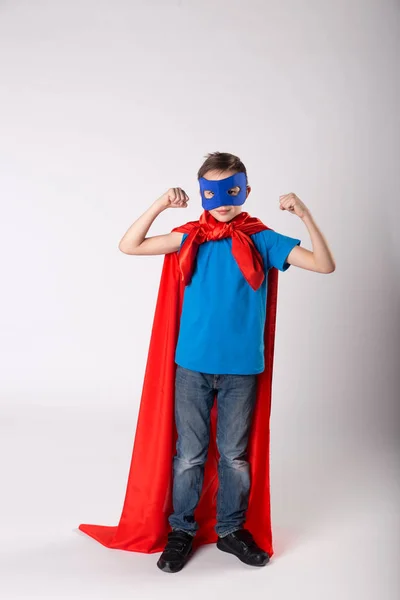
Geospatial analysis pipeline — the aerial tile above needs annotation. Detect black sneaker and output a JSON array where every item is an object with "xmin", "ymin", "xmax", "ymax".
[
  {"xmin": 217, "ymin": 528, "xmax": 270, "ymax": 566},
  {"xmin": 157, "ymin": 529, "xmax": 194, "ymax": 573}
]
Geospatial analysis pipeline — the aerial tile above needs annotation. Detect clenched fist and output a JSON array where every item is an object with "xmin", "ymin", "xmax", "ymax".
[
  {"xmin": 279, "ymin": 193, "xmax": 310, "ymax": 220},
  {"xmin": 156, "ymin": 187, "xmax": 190, "ymax": 211}
]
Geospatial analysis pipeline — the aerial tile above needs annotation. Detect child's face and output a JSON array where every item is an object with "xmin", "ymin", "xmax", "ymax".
[{"xmin": 201, "ymin": 169, "xmax": 251, "ymax": 222}]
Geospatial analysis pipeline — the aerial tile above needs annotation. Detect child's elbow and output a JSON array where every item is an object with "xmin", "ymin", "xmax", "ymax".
[
  {"xmin": 118, "ymin": 243, "xmax": 138, "ymax": 255},
  {"xmin": 322, "ymin": 263, "xmax": 336, "ymax": 274}
]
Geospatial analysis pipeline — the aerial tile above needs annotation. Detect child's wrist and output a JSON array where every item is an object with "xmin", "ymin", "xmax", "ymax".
[{"xmin": 151, "ymin": 198, "xmax": 168, "ymax": 214}]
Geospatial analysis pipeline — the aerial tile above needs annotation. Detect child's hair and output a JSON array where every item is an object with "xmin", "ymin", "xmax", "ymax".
[{"xmin": 197, "ymin": 151, "xmax": 248, "ymax": 183}]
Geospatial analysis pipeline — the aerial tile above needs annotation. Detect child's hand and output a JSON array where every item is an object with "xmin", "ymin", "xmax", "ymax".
[
  {"xmin": 279, "ymin": 193, "xmax": 310, "ymax": 219},
  {"xmin": 155, "ymin": 188, "xmax": 189, "ymax": 211}
]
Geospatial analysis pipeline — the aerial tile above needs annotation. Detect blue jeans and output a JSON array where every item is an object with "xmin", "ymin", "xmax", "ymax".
[{"xmin": 168, "ymin": 365, "xmax": 258, "ymax": 537}]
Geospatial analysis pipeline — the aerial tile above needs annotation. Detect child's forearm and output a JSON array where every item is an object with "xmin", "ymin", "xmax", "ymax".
[
  {"xmin": 301, "ymin": 212, "xmax": 336, "ymax": 272},
  {"xmin": 118, "ymin": 199, "xmax": 166, "ymax": 253}
]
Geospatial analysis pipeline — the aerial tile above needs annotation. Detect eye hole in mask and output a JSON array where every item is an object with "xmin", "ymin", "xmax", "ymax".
[{"xmin": 204, "ymin": 186, "xmax": 241, "ymax": 199}]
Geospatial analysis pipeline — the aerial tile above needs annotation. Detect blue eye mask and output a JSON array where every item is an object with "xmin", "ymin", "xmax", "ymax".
[{"xmin": 199, "ymin": 172, "xmax": 247, "ymax": 210}]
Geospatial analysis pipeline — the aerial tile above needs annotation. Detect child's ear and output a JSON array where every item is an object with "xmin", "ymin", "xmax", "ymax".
[{"xmin": 246, "ymin": 185, "xmax": 252, "ymax": 198}]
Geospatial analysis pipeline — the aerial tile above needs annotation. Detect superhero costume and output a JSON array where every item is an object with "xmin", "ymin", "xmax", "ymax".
[{"xmin": 79, "ymin": 185, "xmax": 284, "ymax": 557}]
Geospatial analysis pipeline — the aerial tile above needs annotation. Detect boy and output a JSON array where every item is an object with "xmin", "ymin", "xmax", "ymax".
[{"xmin": 117, "ymin": 152, "xmax": 335, "ymax": 572}]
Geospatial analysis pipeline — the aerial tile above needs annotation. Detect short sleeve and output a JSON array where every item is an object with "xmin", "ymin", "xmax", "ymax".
[
  {"xmin": 258, "ymin": 229, "xmax": 301, "ymax": 271},
  {"xmin": 178, "ymin": 233, "xmax": 188, "ymax": 252}
]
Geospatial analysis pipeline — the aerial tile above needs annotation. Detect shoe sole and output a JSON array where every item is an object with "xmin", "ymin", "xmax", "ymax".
[{"xmin": 216, "ymin": 541, "xmax": 270, "ymax": 567}]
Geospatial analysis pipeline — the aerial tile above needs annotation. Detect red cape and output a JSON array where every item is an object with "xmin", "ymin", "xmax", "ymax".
[{"xmin": 79, "ymin": 217, "xmax": 279, "ymax": 556}]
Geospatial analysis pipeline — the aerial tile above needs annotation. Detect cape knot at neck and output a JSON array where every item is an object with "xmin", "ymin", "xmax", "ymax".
[
  {"xmin": 204, "ymin": 221, "xmax": 233, "ymax": 242},
  {"xmin": 176, "ymin": 210, "xmax": 267, "ymax": 291}
]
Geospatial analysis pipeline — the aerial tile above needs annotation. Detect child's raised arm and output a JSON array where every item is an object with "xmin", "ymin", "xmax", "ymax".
[{"xmin": 118, "ymin": 188, "xmax": 189, "ymax": 255}]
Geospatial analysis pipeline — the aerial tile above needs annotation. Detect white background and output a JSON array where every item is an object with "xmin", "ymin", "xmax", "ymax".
[{"xmin": 0, "ymin": 0, "xmax": 399, "ymax": 598}]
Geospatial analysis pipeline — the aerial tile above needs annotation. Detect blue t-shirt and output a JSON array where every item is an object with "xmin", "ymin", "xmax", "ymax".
[{"xmin": 174, "ymin": 228, "xmax": 301, "ymax": 375}]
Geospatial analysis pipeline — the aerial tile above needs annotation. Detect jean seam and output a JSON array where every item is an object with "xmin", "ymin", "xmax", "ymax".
[{"xmin": 216, "ymin": 430, "xmax": 223, "ymax": 525}]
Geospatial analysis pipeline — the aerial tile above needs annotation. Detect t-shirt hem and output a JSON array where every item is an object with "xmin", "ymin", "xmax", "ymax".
[{"xmin": 175, "ymin": 359, "xmax": 265, "ymax": 376}]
